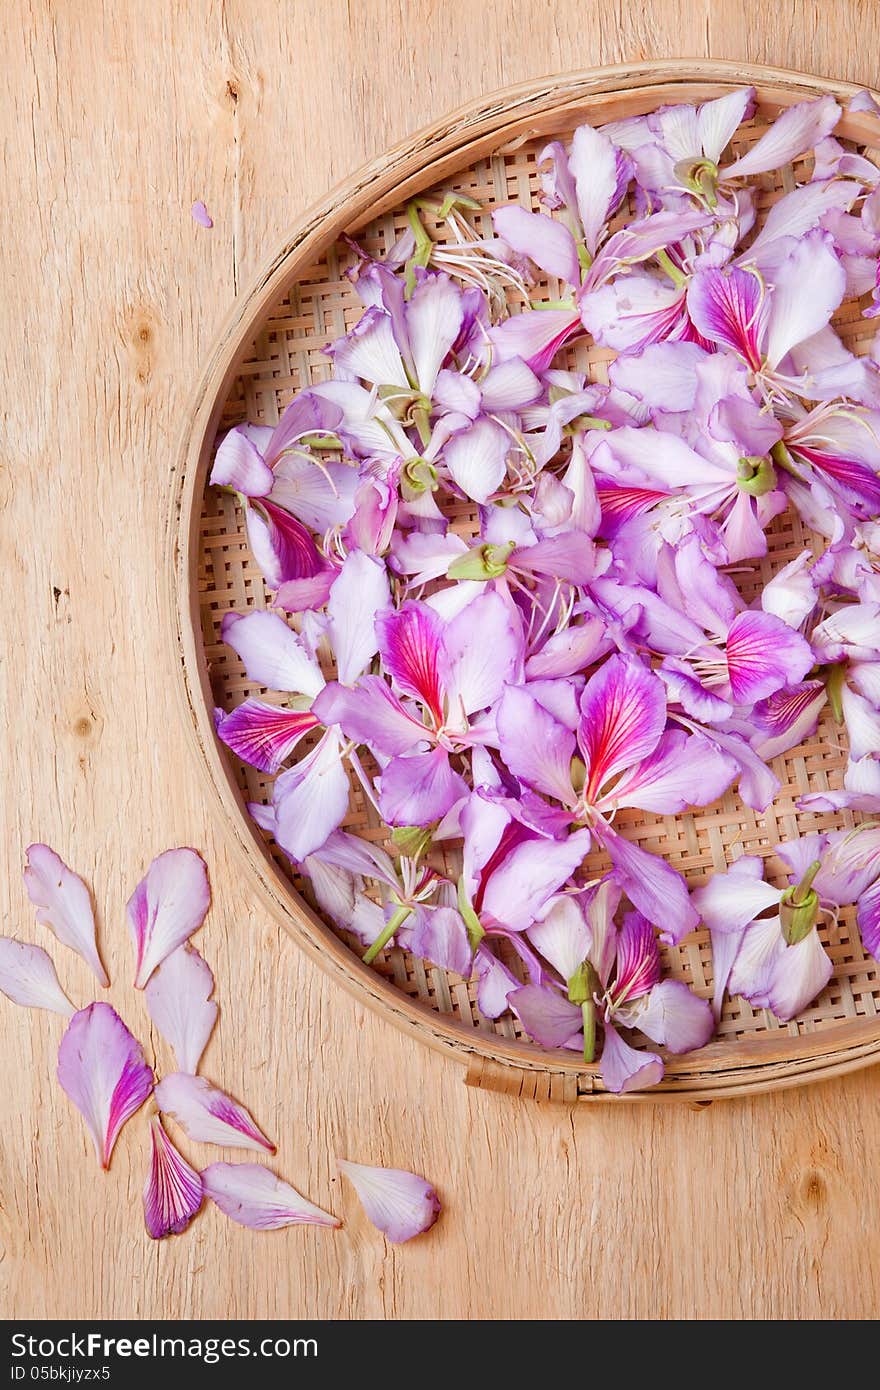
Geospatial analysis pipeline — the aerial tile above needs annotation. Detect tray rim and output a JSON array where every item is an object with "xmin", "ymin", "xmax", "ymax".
[{"xmin": 167, "ymin": 58, "xmax": 880, "ymax": 1103}]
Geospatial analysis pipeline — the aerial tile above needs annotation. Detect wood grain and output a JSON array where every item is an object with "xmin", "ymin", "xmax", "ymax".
[{"xmin": 2, "ymin": 0, "xmax": 880, "ymax": 1321}]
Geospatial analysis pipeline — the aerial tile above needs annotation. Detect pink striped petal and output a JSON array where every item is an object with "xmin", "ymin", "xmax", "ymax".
[
  {"xmin": 376, "ymin": 601, "xmax": 445, "ymax": 720},
  {"xmin": 155, "ymin": 1073, "xmax": 274, "ymax": 1152},
  {"xmin": 440, "ymin": 589, "xmax": 523, "ymax": 718},
  {"xmin": 602, "ymin": 729, "xmax": 738, "ymax": 815},
  {"xmin": 57, "ymin": 1003, "xmax": 154, "ymax": 1169},
  {"xmin": 23, "ymin": 844, "xmax": 108, "ymax": 987},
  {"xmin": 144, "ymin": 946, "xmax": 217, "ymax": 1074},
  {"xmin": 858, "ymin": 879, "xmax": 880, "ymax": 961},
  {"xmin": 725, "ymin": 610, "xmax": 814, "ymax": 705},
  {"xmin": 578, "ymin": 654, "xmax": 667, "ymax": 801},
  {"xmin": 215, "ymin": 700, "xmax": 319, "ymax": 774},
  {"xmin": 612, "ymin": 911, "xmax": 661, "ymax": 1005},
  {"xmin": 143, "ymin": 1115, "xmax": 203, "ymax": 1239},
  {"xmin": 127, "ymin": 849, "xmax": 210, "ymax": 990},
  {"xmin": 488, "ymin": 307, "xmax": 582, "ymax": 373},
  {"xmin": 0, "ymin": 938, "xmax": 74, "ymax": 1016},
  {"xmin": 210, "ymin": 426, "xmax": 273, "ymax": 497},
  {"xmin": 221, "ymin": 609, "xmax": 324, "ymax": 697},
  {"xmin": 203, "ymin": 1162, "xmax": 339, "ymax": 1229},
  {"xmin": 600, "ymin": 1020, "xmax": 664, "ymax": 1094},
  {"xmin": 246, "ymin": 499, "xmax": 325, "ymax": 589},
  {"xmin": 721, "ymin": 95, "xmax": 841, "ymax": 178},
  {"xmin": 686, "ymin": 265, "xmax": 765, "ymax": 369},
  {"xmin": 492, "ymin": 204, "xmax": 580, "ymax": 285},
  {"xmin": 313, "ymin": 676, "xmax": 423, "ymax": 756},
  {"xmin": 338, "ymin": 1158, "xmax": 440, "ymax": 1244}
]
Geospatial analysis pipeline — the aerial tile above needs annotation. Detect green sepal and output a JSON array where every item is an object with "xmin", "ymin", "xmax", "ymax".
[
  {"xmin": 736, "ymin": 455, "xmax": 777, "ymax": 497},
  {"xmin": 457, "ymin": 876, "xmax": 485, "ymax": 951},
  {"xmin": 447, "ymin": 541, "xmax": 515, "ymax": 581}
]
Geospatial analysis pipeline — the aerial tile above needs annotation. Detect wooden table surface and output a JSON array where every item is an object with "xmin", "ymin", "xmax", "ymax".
[{"xmin": 3, "ymin": 0, "xmax": 880, "ymax": 1322}]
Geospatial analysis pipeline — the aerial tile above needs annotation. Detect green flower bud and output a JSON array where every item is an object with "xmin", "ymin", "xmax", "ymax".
[
  {"xmin": 673, "ymin": 156, "xmax": 719, "ymax": 206},
  {"xmin": 737, "ymin": 455, "xmax": 777, "ymax": 496}
]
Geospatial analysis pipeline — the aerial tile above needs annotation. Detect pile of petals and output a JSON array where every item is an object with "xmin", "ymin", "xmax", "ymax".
[
  {"xmin": 211, "ymin": 87, "xmax": 880, "ymax": 1094},
  {"xmin": 1, "ymin": 844, "xmax": 439, "ymax": 1243}
]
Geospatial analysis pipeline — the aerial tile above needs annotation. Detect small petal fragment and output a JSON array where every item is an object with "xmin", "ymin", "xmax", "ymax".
[
  {"xmin": 203, "ymin": 1162, "xmax": 339, "ymax": 1229},
  {"xmin": 155, "ymin": 1072, "xmax": 275, "ymax": 1152},
  {"xmin": 57, "ymin": 1003, "xmax": 154, "ymax": 1169},
  {"xmin": 338, "ymin": 1158, "xmax": 440, "ymax": 1244},
  {"xmin": 127, "ymin": 849, "xmax": 211, "ymax": 989},
  {"xmin": 143, "ymin": 1115, "xmax": 204, "ymax": 1239},
  {"xmin": 600, "ymin": 1020, "xmax": 664, "ymax": 1095},
  {"xmin": 144, "ymin": 946, "xmax": 218, "ymax": 1074},
  {"xmin": 23, "ymin": 844, "xmax": 108, "ymax": 987},
  {"xmin": 0, "ymin": 938, "xmax": 74, "ymax": 1016}
]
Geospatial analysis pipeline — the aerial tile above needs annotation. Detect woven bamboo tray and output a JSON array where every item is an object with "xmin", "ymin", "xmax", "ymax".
[{"xmin": 169, "ymin": 60, "xmax": 880, "ymax": 1103}]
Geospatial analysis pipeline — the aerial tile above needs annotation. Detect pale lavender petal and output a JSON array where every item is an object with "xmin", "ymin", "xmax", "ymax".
[
  {"xmin": 312, "ymin": 677, "xmax": 422, "ymax": 756},
  {"xmin": 569, "ymin": 122, "xmax": 628, "ymax": 255},
  {"xmin": 191, "ymin": 199, "xmax": 213, "ymax": 228},
  {"xmin": 273, "ymin": 730, "xmax": 350, "ymax": 860},
  {"xmin": 600, "ymin": 1020, "xmax": 664, "ymax": 1094},
  {"xmin": 221, "ymin": 609, "xmax": 324, "ymax": 697},
  {"xmin": 721, "ymin": 95, "xmax": 841, "ymax": 178},
  {"xmin": 697, "ymin": 86, "xmax": 756, "ymax": 161},
  {"xmin": 405, "ymin": 272, "xmax": 464, "ymax": 392},
  {"xmin": 270, "ymin": 454, "xmax": 359, "ymax": 531},
  {"xmin": 57, "ymin": 1002, "xmax": 153, "ymax": 1168},
  {"xmin": 216, "ymin": 701, "xmax": 319, "ymax": 774},
  {"xmin": 338, "ymin": 1159, "xmax": 440, "ymax": 1244},
  {"xmin": 509, "ymin": 984, "xmax": 582, "ymax": 1048},
  {"xmin": 409, "ymin": 907, "xmax": 473, "ymax": 976},
  {"xmin": 747, "ymin": 180, "xmax": 862, "ymax": 266},
  {"xmin": 210, "ymin": 426, "xmax": 273, "ymax": 496},
  {"xmin": 513, "ymin": 532, "xmax": 597, "ymax": 585},
  {"xmin": 143, "ymin": 1115, "xmax": 203, "ymax": 1239},
  {"xmin": 725, "ymin": 609, "xmax": 814, "ymax": 704},
  {"xmin": 580, "ymin": 274, "xmax": 688, "ymax": 354},
  {"xmin": 692, "ymin": 856, "xmax": 781, "ymax": 934},
  {"xmin": 632, "ymin": 979, "xmax": 714, "ymax": 1053},
  {"xmin": 440, "ymin": 589, "xmax": 523, "ymax": 718},
  {"xmin": 443, "ymin": 417, "xmax": 510, "ymax": 504},
  {"xmin": 594, "ymin": 821, "xmax": 699, "ymax": 944},
  {"xmin": 325, "ymin": 307, "xmax": 409, "ymax": 388},
  {"xmin": 480, "ymin": 358, "xmax": 543, "ymax": 411},
  {"xmin": 528, "ymin": 894, "xmax": 591, "ymax": 983},
  {"xmin": 728, "ymin": 914, "xmax": 785, "ymax": 1006},
  {"xmin": 798, "ymin": 755, "xmax": 880, "ymax": 812},
  {"xmin": 23, "ymin": 844, "xmax": 108, "ymax": 987},
  {"xmin": 701, "ymin": 725, "xmax": 780, "ymax": 812},
  {"xmin": 474, "ymin": 945, "xmax": 520, "ymax": 1018},
  {"xmin": 245, "ymin": 499, "xmax": 325, "ymax": 589},
  {"xmin": 760, "ymin": 550, "xmax": 817, "ymax": 627},
  {"xmin": 273, "ymin": 568, "xmax": 336, "ymax": 614},
  {"xmin": 496, "ymin": 685, "xmax": 576, "ymax": 805},
  {"xmin": 203, "ymin": 1162, "xmax": 339, "ymax": 1229},
  {"xmin": 127, "ymin": 848, "xmax": 210, "ymax": 990},
  {"xmin": 144, "ymin": 946, "xmax": 217, "ymax": 1074},
  {"xmin": 765, "ymin": 928, "xmax": 833, "ymax": 1022},
  {"xmin": 841, "ymin": 681, "xmax": 880, "ymax": 761},
  {"xmin": 488, "ymin": 308, "xmax": 582, "ymax": 372},
  {"xmin": 481, "ymin": 829, "xmax": 592, "ymax": 932},
  {"xmin": 0, "ymin": 938, "xmax": 74, "ymax": 1016},
  {"xmin": 525, "ymin": 618, "xmax": 609, "ymax": 680},
  {"xmin": 850, "ymin": 89, "xmax": 880, "ymax": 115},
  {"xmin": 327, "ymin": 550, "xmax": 391, "ymax": 685},
  {"xmin": 492, "ymin": 204, "xmax": 580, "ymax": 285},
  {"xmin": 591, "ymin": 424, "xmax": 732, "ymax": 489},
  {"xmin": 434, "ymin": 368, "xmax": 481, "ymax": 418},
  {"xmin": 608, "ymin": 341, "xmax": 705, "ymax": 412},
  {"xmin": 764, "ymin": 231, "xmax": 846, "ymax": 369},
  {"xmin": 155, "ymin": 1072, "xmax": 274, "ymax": 1152},
  {"xmin": 378, "ymin": 748, "xmax": 468, "ymax": 826},
  {"xmin": 603, "ymin": 728, "xmax": 737, "ymax": 815},
  {"xmin": 578, "ymin": 654, "xmax": 667, "ymax": 800},
  {"xmin": 814, "ymin": 824, "xmax": 880, "ymax": 905}
]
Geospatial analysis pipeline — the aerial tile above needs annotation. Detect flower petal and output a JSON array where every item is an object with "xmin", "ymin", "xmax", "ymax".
[
  {"xmin": 404, "ymin": 272, "xmax": 464, "ymax": 392},
  {"xmin": 481, "ymin": 829, "xmax": 592, "ymax": 932},
  {"xmin": 440, "ymin": 589, "xmax": 523, "ymax": 718},
  {"xmin": 378, "ymin": 748, "xmax": 468, "ymax": 827},
  {"xmin": 603, "ymin": 728, "xmax": 738, "ymax": 815},
  {"xmin": 509, "ymin": 983, "xmax": 583, "ymax": 1048},
  {"xmin": 57, "ymin": 1002, "xmax": 154, "ymax": 1168},
  {"xmin": 578, "ymin": 653, "xmax": 667, "ymax": 801},
  {"xmin": 327, "ymin": 550, "xmax": 391, "ymax": 685},
  {"xmin": 841, "ymin": 682, "xmax": 880, "ymax": 761},
  {"xmin": 600, "ymin": 1020, "xmax": 664, "ymax": 1094},
  {"xmin": 728, "ymin": 914, "xmax": 785, "ymax": 1006},
  {"xmin": 409, "ymin": 907, "xmax": 473, "ymax": 976},
  {"xmin": 0, "ymin": 938, "xmax": 74, "ymax": 1016},
  {"xmin": 721, "ymin": 95, "xmax": 841, "ymax": 178},
  {"xmin": 144, "ymin": 946, "xmax": 217, "ymax": 1074},
  {"xmin": 488, "ymin": 308, "xmax": 582, "ymax": 373},
  {"xmin": 270, "ymin": 455, "xmax": 359, "ymax": 531},
  {"xmin": 155, "ymin": 1072, "xmax": 274, "ymax": 1152},
  {"xmin": 569, "ymin": 122, "xmax": 630, "ymax": 254},
  {"xmin": 246, "ymin": 500, "xmax": 325, "ymax": 589},
  {"xmin": 495, "ymin": 685, "xmax": 577, "ymax": 805},
  {"xmin": 594, "ymin": 821, "xmax": 699, "ymax": 944},
  {"xmin": 528, "ymin": 894, "xmax": 591, "ymax": 983},
  {"xmin": 338, "ymin": 1159, "xmax": 440, "ymax": 1243},
  {"xmin": 764, "ymin": 928, "xmax": 833, "ymax": 1022},
  {"xmin": 23, "ymin": 844, "xmax": 108, "ymax": 987},
  {"xmin": 220, "ymin": 609, "xmax": 324, "ymax": 697},
  {"xmin": 631, "ymin": 979, "xmax": 714, "ymax": 1053},
  {"xmin": 697, "ymin": 86, "xmax": 756, "ymax": 161},
  {"xmin": 376, "ymin": 601, "xmax": 445, "ymax": 719},
  {"xmin": 325, "ymin": 306, "xmax": 409, "ymax": 387},
  {"xmin": 764, "ymin": 231, "xmax": 846, "ymax": 369},
  {"xmin": 686, "ymin": 265, "xmax": 765, "ymax": 369},
  {"xmin": 143, "ymin": 1115, "xmax": 204, "ymax": 1239},
  {"xmin": 203, "ymin": 1162, "xmax": 339, "ymax": 1229},
  {"xmin": 612, "ymin": 911, "xmax": 661, "ymax": 1003},
  {"xmin": 443, "ymin": 417, "xmax": 510, "ymax": 504},
  {"xmin": 210, "ymin": 426, "xmax": 274, "ymax": 496},
  {"xmin": 127, "ymin": 848, "xmax": 211, "ymax": 990},
  {"xmin": 215, "ymin": 700, "xmax": 319, "ymax": 774},
  {"xmin": 725, "ymin": 610, "xmax": 814, "ymax": 704},
  {"xmin": 474, "ymin": 945, "xmax": 520, "ymax": 1018},
  {"xmin": 857, "ymin": 878, "xmax": 880, "ymax": 962},
  {"xmin": 273, "ymin": 730, "xmax": 350, "ymax": 860},
  {"xmin": 692, "ymin": 856, "xmax": 781, "ymax": 935},
  {"xmin": 492, "ymin": 204, "xmax": 580, "ymax": 285},
  {"xmin": 313, "ymin": 676, "xmax": 422, "ymax": 756}
]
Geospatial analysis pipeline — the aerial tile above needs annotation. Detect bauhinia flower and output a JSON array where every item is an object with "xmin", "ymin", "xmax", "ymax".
[
  {"xmin": 338, "ymin": 1158, "xmax": 440, "ymax": 1243},
  {"xmin": 57, "ymin": 1002, "xmax": 154, "ymax": 1169}
]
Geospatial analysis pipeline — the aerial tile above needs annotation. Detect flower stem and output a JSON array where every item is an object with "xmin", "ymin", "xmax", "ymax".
[
  {"xmin": 363, "ymin": 905, "xmax": 412, "ymax": 965},
  {"xmin": 582, "ymin": 1000, "xmax": 596, "ymax": 1065}
]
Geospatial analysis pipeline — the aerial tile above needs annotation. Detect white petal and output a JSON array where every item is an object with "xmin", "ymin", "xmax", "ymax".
[
  {"xmin": 338, "ymin": 1158, "xmax": 440, "ymax": 1243},
  {"xmin": 23, "ymin": 844, "xmax": 108, "ymax": 986},
  {"xmin": 203, "ymin": 1162, "xmax": 339, "ymax": 1229},
  {"xmin": 327, "ymin": 550, "xmax": 391, "ymax": 685},
  {"xmin": 221, "ymin": 609, "xmax": 324, "ymax": 698},
  {"xmin": 144, "ymin": 946, "xmax": 217, "ymax": 1073},
  {"xmin": 127, "ymin": 848, "xmax": 211, "ymax": 990},
  {"xmin": 0, "ymin": 938, "xmax": 74, "ymax": 1015}
]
